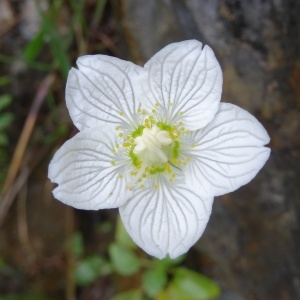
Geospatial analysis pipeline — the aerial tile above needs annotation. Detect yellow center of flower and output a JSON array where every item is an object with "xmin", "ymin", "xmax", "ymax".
[
  {"xmin": 133, "ymin": 126, "xmax": 173, "ymax": 163},
  {"xmin": 111, "ymin": 108, "xmax": 191, "ymax": 189}
]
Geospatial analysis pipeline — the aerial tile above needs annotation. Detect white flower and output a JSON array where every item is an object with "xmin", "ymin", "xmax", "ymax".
[{"xmin": 48, "ymin": 40, "xmax": 270, "ymax": 259}]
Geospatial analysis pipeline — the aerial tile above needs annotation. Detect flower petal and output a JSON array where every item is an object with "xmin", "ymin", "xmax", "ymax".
[
  {"xmin": 48, "ymin": 125, "xmax": 132, "ymax": 210},
  {"xmin": 119, "ymin": 177, "xmax": 214, "ymax": 259},
  {"xmin": 183, "ymin": 103, "xmax": 271, "ymax": 196},
  {"xmin": 66, "ymin": 55, "xmax": 145, "ymax": 131},
  {"xmin": 143, "ymin": 40, "xmax": 222, "ymax": 131}
]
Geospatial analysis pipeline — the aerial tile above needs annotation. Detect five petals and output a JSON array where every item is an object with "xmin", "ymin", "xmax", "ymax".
[{"xmin": 49, "ymin": 40, "xmax": 270, "ymax": 259}]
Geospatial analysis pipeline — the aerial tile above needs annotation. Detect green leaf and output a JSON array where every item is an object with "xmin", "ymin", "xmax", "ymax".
[
  {"xmin": 170, "ymin": 268, "xmax": 221, "ymax": 300},
  {"xmin": 154, "ymin": 254, "xmax": 186, "ymax": 269},
  {"xmin": 112, "ymin": 290, "xmax": 143, "ymax": 300},
  {"xmin": 44, "ymin": 125, "xmax": 68, "ymax": 144},
  {"xmin": 42, "ymin": 7, "xmax": 71, "ymax": 79},
  {"xmin": 23, "ymin": 29, "xmax": 45, "ymax": 62},
  {"xmin": 0, "ymin": 94, "xmax": 12, "ymax": 111},
  {"xmin": 157, "ymin": 288, "xmax": 175, "ymax": 300},
  {"xmin": 142, "ymin": 267, "xmax": 167, "ymax": 298},
  {"xmin": 0, "ymin": 76, "xmax": 11, "ymax": 87},
  {"xmin": 74, "ymin": 255, "xmax": 112, "ymax": 286},
  {"xmin": 96, "ymin": 220, "xmax": 113, "ymax": 233},
  {"xmin": 46, "ymin": 25, "xmax": 71, "ymax": 79},
  {"xmin": 70, "ymin": 232, "xmax": 84, "ymax": 258},
  {"xmin": 158, "ymin": 284, "xmax": 189, "ymax": 300},
  {"xmin": 109, "ymin": 243, "xmax": 140, "ymax": 276},
  {"xmin": 92, "ymin": 0, "xmax": 107, "ymax": 27},
  {"xmin": 0, "ymin": 113, "xmax": 13, "ymax": 130},
  {"xmin": 69, "ymin": 0, "xmax": 86, "ymax": 26},
  {"xmin": 0, "ymin": 258, "xmax": 17, "ymax": 276},
  {"xmin": 115, "ymin": 216, "xmax": 136, "ymax": 249},
  {"xmin": 0, "ymin": 133, "xmax": 8, "ymax": 145}
]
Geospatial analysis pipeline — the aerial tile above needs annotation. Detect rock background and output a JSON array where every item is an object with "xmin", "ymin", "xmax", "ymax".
[{"xmin": 116, "ymin": 0, "xmax": 300, "ymax": 299}]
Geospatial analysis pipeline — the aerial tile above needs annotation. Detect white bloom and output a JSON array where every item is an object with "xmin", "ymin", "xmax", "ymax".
[{"xmin": 48, "ymin": 40, "xmax": 270, "ymax": 259}]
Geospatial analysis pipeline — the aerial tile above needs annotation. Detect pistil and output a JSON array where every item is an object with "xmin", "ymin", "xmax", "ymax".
[{"xmin": 133, "ymin": 125, "xmax": 172, "ymax": 164}]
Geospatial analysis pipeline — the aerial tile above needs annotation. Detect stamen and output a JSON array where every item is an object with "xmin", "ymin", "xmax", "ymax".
[
  {"xmin": 133, "ymin": 126, "xmax": 172, "ymax": 164},
  {"xmin": 123, "ymin": 103, "xmax": 192, "ymax": 191}
]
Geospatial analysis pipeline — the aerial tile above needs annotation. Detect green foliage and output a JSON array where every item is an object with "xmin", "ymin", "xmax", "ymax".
[
  {"xmin": 42, "ymin": 14, "xmax": 71, "ymax": 79},
  {"xmin": 0, "ymin": 257, "xmax": 18, "ymax": 277},
  {"xmin": 0, "ymin": 134, "xmax": 8, "ymax": 145},
  {"xmin": 109, "ymin": 243, "xmax": 140, "ymax": 276},
  {"xmin": 112, "ymin": 289, "xmax": 143, "ymax": 300},
  {"xmin": 69, "ymin": 220, "xmax": 220, "ymax": 299},
  {"xmin": 141, "ymin": 254, "xmax": 186, "ymax": 297},
  {"xmin": 1, "ymin": 0, "xmax": 107, "ymax": 75},
  {"xmin": 74, "ymin": 255, "xmax": 112, "ymax": 286},
  {"xmin": 142, "ymin": 267, "xmax": 167, "ymax": 298},
  {"xmin": 70, "ymin": 231, "xmax": 85, "ymax": 258},
  {"xmin": 43, "ymin": 124, "xmax": 68, "ymax": 144},
  {"xmin": 165, "ymin": 267, "xmax": 221, "ymax": 300},
  {"xmin": 70, "ymin": 232, "xmax": 112, "ymax": 286},
  {"xmin": 0, "ymin": 92, "xmax": 13, "ymax": 190},
  {"xmin": 23, "ymin": 29, "xmax": 45, "ymax": 62},
  {"xmin": 43, "ymin": 93, "xmax": 68, "ymax": 144},
  {"xmin": 0, "ymin": 94, "xmax": 13, "ymax": 133},
  {"xmin": 115, "ymin": 215, "xmax": 136, "ymax": 249},
  {"xmin": 154, "ymin": 254, "xmax": 186, "ymax": 268},
  {"xmin": 0, "ymin": 113, "xmax": 13, "ymax": 131},
  {"xmin": 21, "ymin": 0, "xmax": 84, "ymax": 77},
  {"xmin": 69, "ymin": 0, "xmax": 86, "ymax": 29},
  {"xmin": 0, "ymin": 94, "xmax": 12, "ymax": 110},
  {"xmin": 0, "ymin": 76, "xmax": 11, "ymax": 87},
  {"xmin": 92, "ymin": 0, "xmax": 107, "ymax": 28}
]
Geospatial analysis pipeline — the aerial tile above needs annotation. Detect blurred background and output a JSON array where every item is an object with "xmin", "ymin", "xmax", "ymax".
[{"xmin": 0, "ymin": 0, "xmax": 299, "ymax": 299}]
